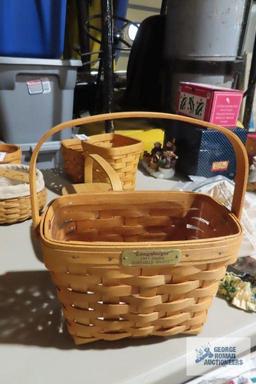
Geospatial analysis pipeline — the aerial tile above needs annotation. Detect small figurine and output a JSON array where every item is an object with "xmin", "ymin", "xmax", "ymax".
[
  {"xmin": 143, "ymin": 142, "xmax": 163, "ymax": 170},
  {"xmin": 151, "ymin": 141, "xmax": 162, "ymax": 157},
  {"xmin": 159, "ymin": 150, "xmax": 178, "ymax": 170},
  {"xmin": 143, "ymin": 150, "xmax": 151, "ymax": 165},
  {"xmin": 164, "ymin": 139, "xmax": 177, "ymax": 153},
  {"xmin": 142, "ymin": 139, "xmax": 178, "ymax": 179}
]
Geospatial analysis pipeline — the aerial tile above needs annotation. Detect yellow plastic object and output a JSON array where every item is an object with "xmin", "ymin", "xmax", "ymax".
[{"xmin": 116, "ymin": 129, "xmax": 164, "ymax": 153}]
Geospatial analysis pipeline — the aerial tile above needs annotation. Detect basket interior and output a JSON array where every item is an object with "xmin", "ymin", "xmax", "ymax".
[{"xmin": 44, "ymin": 191, "xmax": 240, "ymax": 243}]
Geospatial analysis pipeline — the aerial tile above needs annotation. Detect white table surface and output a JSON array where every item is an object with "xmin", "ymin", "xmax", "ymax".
[{"xmin": 1, "ymin": 170, "xmax": 256, "ymax": 384}]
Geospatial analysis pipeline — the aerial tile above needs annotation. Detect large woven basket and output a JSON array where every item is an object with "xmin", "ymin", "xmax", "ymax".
[
  {"xmin": 0, "ymin": 143, "xmax": 21, "ymax": 164},
  {"xmin": 29, "ymin": 112, "xmax": 248, "ymax": 345},
  {"xmin": 61, "ymin": 138, "xmax": 84, "ymax": 183},
  {"xmin": 82, "ymin": 132, "xmax": 144, "ymax": 191},
  {"xmin": 0, "ymin": 164, "xmax": 46, "ymax": 224}
]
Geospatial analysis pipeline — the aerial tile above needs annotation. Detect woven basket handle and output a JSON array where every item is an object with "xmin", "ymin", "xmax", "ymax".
[
  {"xmin": 29, "ymin": 111, "xmax": 248, "ymax": 228},
  {"xmin": 84, "ymin": 154, "xmax": 123, "ymax": 191}
]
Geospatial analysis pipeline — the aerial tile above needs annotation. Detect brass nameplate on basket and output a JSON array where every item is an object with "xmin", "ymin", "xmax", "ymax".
[{"xmin": 121, "ymin": 249, "xmax": 181, "ymax": 267}]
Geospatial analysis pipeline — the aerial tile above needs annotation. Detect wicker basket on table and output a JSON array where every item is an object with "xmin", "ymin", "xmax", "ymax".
[
  {"xmin": 61, "ymin": 153, "xmax": 123, "ymax": 195},
  {"xmin": 29, "ymin": 112, "xmax": 248, "ymax": 345},
  {"xmin": 61, "ymin": 138, "xmax": 84, "ymax": 183},
  {"xmin": 0, "ymin": 164, "xmax": 46, "ymax": 224},
  {"xmin": 82, "ymin": 132, "xmax": 144, "ymax": 191},
  {"xmin": 0, "ymin": 143, "xmax": 21, "ymax": 164}
]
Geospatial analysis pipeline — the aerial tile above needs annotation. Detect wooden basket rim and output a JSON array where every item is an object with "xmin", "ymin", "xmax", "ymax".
[
  {"xmin": 0, "ymin": 164, "xmax": 45, "ymax": 199},
  {"xmin": 0, "ymin": 143, "xmax": 20, "ymax": 153},
  {"xmin": 41, "ymin": 190, "xmax": 242, "ymax": 248},
  {"xmin": 61, "ymin": 138, "xmax": 82, "ymax": 149},
  {"xmin": 0, "ymin": 143, "xmax": 21, "ymax": 164},
  {"xmin": 82, "ymin": 133, "xmax": 144, "ymax": 156}
]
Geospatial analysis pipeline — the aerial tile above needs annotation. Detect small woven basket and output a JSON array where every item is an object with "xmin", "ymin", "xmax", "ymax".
[
  {"xmin": 62, "ymin": 153, "xmax": 123, "ymax": 195},
  {"xmin": 61, "ymin": 138, "xmax": 84, "ymax": 183},
  {"xmin": 0, "ymin": 164, "xmax": 46, "ymax": 224},
  {"xmin": 0, "ymin": 143, "xmax": 21, "ymax": 164},
  {"xmin": 29, "ymin": 112, "xmax": 248, "ymax": 345},
  {"xmin": 82, "ymin": 133, "xmax": 144, "ymax": 191}
]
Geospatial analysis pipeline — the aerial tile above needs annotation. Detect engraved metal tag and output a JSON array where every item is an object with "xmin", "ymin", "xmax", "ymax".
[{"xmin": 121, "ymin": 249, "xmax": 181, "ymax": 267}]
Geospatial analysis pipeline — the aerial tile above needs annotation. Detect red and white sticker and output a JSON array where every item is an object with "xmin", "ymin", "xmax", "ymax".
[
  {"xmin": 27, "ymin": 78, "xmax": 51, "ymax": 95},
  {"xmin": 211, "ymin": 160, "xmax": 229, "ymax": 172}
]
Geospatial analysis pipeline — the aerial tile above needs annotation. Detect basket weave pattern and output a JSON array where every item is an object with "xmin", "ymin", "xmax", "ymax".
[
  {"xmin": 0, "ymin": 189, "xmax": 46, "ymax": 224},
  {"xmin": 29, "ymin": 111, "xmax": 248, "ymax": 345},
  {"xmin": 43, "ymin": 192, "xmax": 242, "ymax": 344},
  {"xmin": 0, "ymin": 164, "xmax": 46, "ymax": 224},
  {"xmin": 56, "ymin": 263, "xmax": 227, "ymax": 344},
  {"xmin": 82, "ymin": 133, "xmax": 144, "ymax": 191},
  {"xmin": 61, "ymin": 139, "xmax": 84, "ymax": 183}
]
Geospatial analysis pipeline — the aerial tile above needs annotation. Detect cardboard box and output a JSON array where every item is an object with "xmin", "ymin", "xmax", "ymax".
[
  {"xmin": 163, "ymin": 121, "xmax": 247, "ymax": 179},
  {"xmin": 177, "ymin": 82, "xmax": 243, "ymax": 127}
]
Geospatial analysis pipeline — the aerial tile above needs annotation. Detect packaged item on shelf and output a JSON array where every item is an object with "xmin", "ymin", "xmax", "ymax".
[
  {"xmin": 164, "ymin": 120, "xmax": 247, "ymax": 179},
  {"xmin": 177, "ymin": 82, "xmax": 243, "ymax": 127}
]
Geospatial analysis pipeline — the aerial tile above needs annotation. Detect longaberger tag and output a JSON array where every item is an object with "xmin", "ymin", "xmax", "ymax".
[{"xmin": 121, "ymin": 249, "xmax": 181, "ymax": 267}]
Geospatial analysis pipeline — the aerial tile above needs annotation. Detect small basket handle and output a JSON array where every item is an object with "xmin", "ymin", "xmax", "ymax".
[
  {"xmin": 84, "ymin": 153, "xmax": 123, "ymax": 191},
  {"xmin": 29, "ymin": 111, "xmax": 248, "ymax": 228}
]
